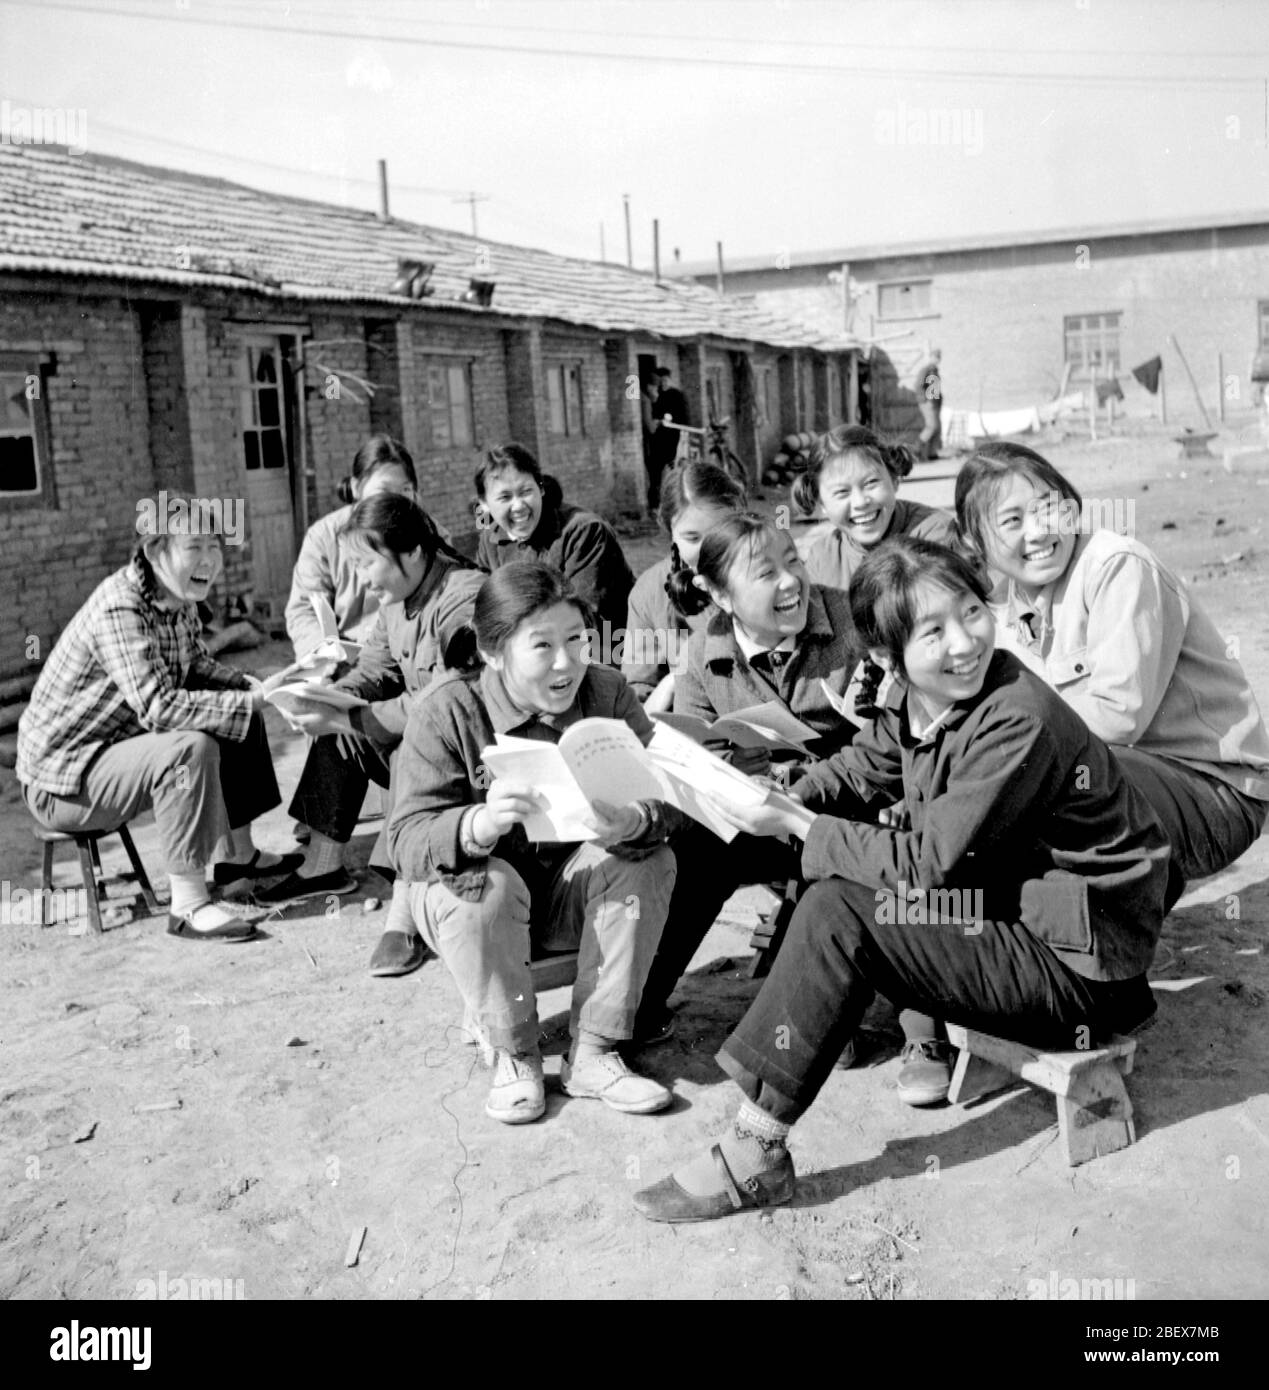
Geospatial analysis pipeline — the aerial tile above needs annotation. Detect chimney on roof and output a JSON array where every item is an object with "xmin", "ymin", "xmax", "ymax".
[{"xmin": 378, "ymin": 159, "xmax": 390, "ymax": 221}]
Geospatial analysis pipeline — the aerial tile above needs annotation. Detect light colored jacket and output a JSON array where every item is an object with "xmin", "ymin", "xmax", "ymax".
[
  {"xmin": 284, "ymin": 504, "xmax": 382, "ymax": 659},
  {"xmin": 993, "ymin": 528, "xmax": 1269, "ymax": 800}
]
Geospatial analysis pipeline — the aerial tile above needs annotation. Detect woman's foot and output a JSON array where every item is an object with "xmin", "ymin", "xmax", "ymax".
[
  {"xmin": 560, "ymin": 1050, "xmax": 671, "ymax": 1114},
  {"xmin": 211, "ymin": 849, "xmax": 304, "ymax": 886},
  {"xmin": 254, "ymin": 868, "xmax": 358, "ymax": 905},
  {"xmin": 166, "ymin": 900, "xmax": 260, "ymax": 943},
  {"xmin": 368, "ymin": 930, "xmax": 429, "ymax": 977},
  {"xmin": 485, "ymin": 1049, "xmax": 546, "ymax": 1125},
  {"xmin": 633, "ymin": 1124, "xmax": 794, "ymax": 1223},
  {"xmin": 896, "ymin": 1038, "xmax": 953, "ymax": 1106}
]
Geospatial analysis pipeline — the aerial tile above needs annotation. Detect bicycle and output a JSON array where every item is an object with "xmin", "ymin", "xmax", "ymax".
[{"xmin": 661, "ymin": 416, "xmax": 748, "ymax": 489}]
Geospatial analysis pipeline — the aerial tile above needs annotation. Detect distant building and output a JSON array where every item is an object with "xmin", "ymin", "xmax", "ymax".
[
  {"xmin": 0, "ymin": 146, "xmax": 857, "ymax": 683},
  {"xmin": 671, "ymin": 212, "xmax": 1269, "ymax": 439}
]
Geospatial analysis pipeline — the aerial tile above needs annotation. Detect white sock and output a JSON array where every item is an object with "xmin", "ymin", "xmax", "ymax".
[
  {"xmin": 297, "ymin": 833, "xmax": 344, "ymax": 878},
  {"xmin": 383, "ymin": 878, "xmax": 417, "ymax": 936},
  {"xmin": 169, "ymin": 871, "xmax": 210, "ymax": 917}
]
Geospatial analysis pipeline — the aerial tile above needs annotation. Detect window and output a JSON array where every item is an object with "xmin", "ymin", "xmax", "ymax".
[
  {"xmin": 241, "ymin": 343, "xmax": 287, "ymax": 470},
  {"xmin": 546, "ymin": 361, "xmax": 584, "ymax": 436},
  {"xmin": 877, "ymin": 280, "xmax": 932, "ymax": 319},
  {"xmin": 1258, "ymin": 301, "xmax": 1269, "ymax": 349},
  {"xmin": 0, "ymin": 353, "xmax": 53, "ymax": 505},
  {"xmin": 426, "ymin": 361, "xmax": 474, "ymax": 449},
  {"xmin": 1064, "ymin": 312, "xmax": 1122, "ymax": 378}
]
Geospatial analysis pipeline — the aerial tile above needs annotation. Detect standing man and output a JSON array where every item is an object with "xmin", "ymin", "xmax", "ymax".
[
  {"xmin": 917, "ymin": 348, "xmax": 942, "ymax": 461},
  {"xmin": 647, "ymin": 364, "xmax": 690, "ymax": 515}
]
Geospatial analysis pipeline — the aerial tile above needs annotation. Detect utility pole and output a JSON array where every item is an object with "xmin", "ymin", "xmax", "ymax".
[
  {"xmin": 377, "ymin": 159, "xmax": 389, "ymax": 220},
  {"xmin": 623, "ymin": 194, "xmax": 633, "ymax": 268},
  {"xmin": 452, "ymin": 191, "xmax": 490, "ymax": 238},
  {"xmin": 599, "ymin": 221, "xmax": 606, "ymax": 262},
  {"xmin": 653, "ymin": 218, "xmax": 661, "ymax": 283},
  {"xmin": 716, "ymin": 241, "xmax": 725, "ymax": 295}
]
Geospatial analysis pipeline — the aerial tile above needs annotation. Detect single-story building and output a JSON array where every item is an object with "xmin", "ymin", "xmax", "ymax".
[
  {"xmin": 0, "ymin": 144, "xmax": 858, "ymax": 684},
  {"xmin": 670, "ymin": 212, "xmax": 1269, "ymax": 439}
]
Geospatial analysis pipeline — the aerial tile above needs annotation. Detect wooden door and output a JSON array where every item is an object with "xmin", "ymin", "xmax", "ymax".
[{"xmin": 239, "ymin": 336, "xmax": 295, "ymax": 618}]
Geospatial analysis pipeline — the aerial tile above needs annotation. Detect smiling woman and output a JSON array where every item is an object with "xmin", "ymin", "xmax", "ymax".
[{"xmin": 15, "ymin": 515, "xmax": 301, "ymax": 943}]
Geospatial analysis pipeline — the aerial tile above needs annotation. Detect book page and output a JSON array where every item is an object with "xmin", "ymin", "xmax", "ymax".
[
  {"xmin": 265, "ymin": 681, "xmax": 368, "ymax": 712},
  {"xmin": 557, "ymin": 718, "xmax": 666, "ymax": 807},
  {"xmin": 481, "ymin": 737, "xmax": 597, "ymax": 842},
  {"xmin": 308, "ymin": 595, "xmax": 361, "ymax": 665},
  {"xmin": 711, "ymin": 701, "xmax": 817, "ymax": 750},
  {"xmin": 646, "ymin": 722, "xmax": 768, "ymax": 807}
]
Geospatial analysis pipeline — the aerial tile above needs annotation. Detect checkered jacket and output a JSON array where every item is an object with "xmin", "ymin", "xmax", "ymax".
[{"xmin": 16, "ymin": 558, "xmax": 255, "ymax": 797}]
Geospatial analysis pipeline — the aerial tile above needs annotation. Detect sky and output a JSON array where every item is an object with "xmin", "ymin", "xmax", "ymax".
[{"xmin": 3, "ymin": 0, "xmax": 1269, "ymax": 268}]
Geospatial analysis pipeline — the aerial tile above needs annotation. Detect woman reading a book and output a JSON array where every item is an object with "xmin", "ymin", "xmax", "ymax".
[
  {"xmin": 260, "ymin": 494, "xmax": 485, "ymax": 979},
  {"xmin": 621, "ymin": 459, "xmax": 747, "ymax": 709},
  {"xmin": 633, "ymin": 538, "xmax": 1167, "ymax": 1223},
  {"xmin": 17, "ymin": 511, "xmax": 298, "ymax": 943},
  {"xmin": 474, "ymin": 443, "xmax": 635, "ymax": 651},
  {"xmin": 284, "ymin": 434, "xmax": 421, "ymax": 662},
  {"xmin": 633, "ymin": 512, "xmax": 866, "ymax": 1043},
  {"xmin": 388, "ymin": 561, "xmax": 677, "ymax": 1126}
]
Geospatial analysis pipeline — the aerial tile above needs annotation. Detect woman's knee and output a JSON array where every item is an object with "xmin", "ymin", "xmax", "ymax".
[
  {"xmin": 164, "ymin": 731, "xmax": 219, "ymax": 778},
  {"xmin": 793, "ymin": 878, "xmax": 868, "ymax": 954}
]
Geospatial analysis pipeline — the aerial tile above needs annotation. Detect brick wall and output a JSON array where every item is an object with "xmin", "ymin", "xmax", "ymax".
[
  {"xmin": 539, "ymin": 327, "xmax": 620, "ymax": 517},
  {"xmin": 0, "ymin": 291, "xmax": 153, "ymax": 681}
]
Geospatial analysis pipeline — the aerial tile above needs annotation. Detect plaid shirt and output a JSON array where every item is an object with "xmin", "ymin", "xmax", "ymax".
[{"xmin": 17, "ymin": 558, "xmax": 255, "ymax": 796}]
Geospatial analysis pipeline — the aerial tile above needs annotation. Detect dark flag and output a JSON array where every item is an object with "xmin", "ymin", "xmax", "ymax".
[
  {"xmin": 1132, "ymin": 355, "xmax": 1163, "ymax": 394},
  {"xmin": 1096, "ymin": 376, "xmax": 1125, "ymax": 405}
]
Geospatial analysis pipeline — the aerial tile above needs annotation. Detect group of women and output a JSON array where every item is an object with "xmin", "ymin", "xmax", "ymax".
[{"xmin": 17, "ymin": 422, "xmax": 1269, "ymax": 1224}]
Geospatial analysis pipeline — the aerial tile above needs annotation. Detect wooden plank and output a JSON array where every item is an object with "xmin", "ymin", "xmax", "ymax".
[
  {"xmin": 529, "ymin": 953, "xmax": 579, "ymax": 992},
  {"xmin": 1058, "ymin": 1066, "xmax": 1135, "ymax": 1166},
  {"xmin": 944, "ymin": 1023, "xmax": 1135, "ymax": 1097}
]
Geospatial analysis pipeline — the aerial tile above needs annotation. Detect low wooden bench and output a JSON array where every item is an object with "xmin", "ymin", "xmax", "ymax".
[
  {"xmin": 32, "ymin": 823, "xmax": 161, "ymax": 935},
  {"xmin": 944, "ymin": 1022, "xmax": 1138, "ymax": 1167},
  {"xmin": 529, "ymin": 952, "xmax": 580, "ymax": 991}
]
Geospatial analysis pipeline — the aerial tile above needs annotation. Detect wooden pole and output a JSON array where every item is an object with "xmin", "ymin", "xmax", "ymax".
[
  {"xmin": 623, "ymin": 194, "xmax": 632, "ymax": 268},
  {"xmin": 653, "ymin": 219, "xmax": 661, "ymax": 284},
  {"xmin": 716, "ymin": 241, "xmax": 725, "ymax": 295},
  {"xmin": 1218, "ymin": 351, "xmax": 1226, "ymax": 423},
  {"xmin": 1089, "ymin": 363, "xmax": 1098, "ymax": 441},
  {"xmin": 599, "ymin": 222, "xmax": 606, "ymax": 263},
  {"xmin": 1168, "ymin": 334, "xmax": 1214, "ymax": 430},
  {"xmin": 377, "ymin": 159, "xmax": 389, "ymax": 220}
]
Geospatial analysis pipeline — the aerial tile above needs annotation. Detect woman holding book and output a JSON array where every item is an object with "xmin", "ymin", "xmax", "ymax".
[
  {"xmin": 17, "ymin": 512, "xmax": 297, "ymax": 943},
  {"xmin": 633, "ymin": 512, "xmax": 866, "ymax": 1043},
  {"xmin": 388, "ymin": 561, "xmax": 677, "ymax": 1126},
  {"xmin": 260, "ymin": 494, "xmax": 485, "ymax": 980}
]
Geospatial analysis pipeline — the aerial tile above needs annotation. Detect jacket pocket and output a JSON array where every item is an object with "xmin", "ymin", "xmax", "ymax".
[
  {"xmin": 1020, "ymin": 873, "xmax": 1093, "ymax": 954},
  {"xmin": 1048, "ymin": 646, "xmax": 1091, "ymax": 689}
]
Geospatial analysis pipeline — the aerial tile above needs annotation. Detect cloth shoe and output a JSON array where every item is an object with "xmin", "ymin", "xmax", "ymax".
[
  {"xmin": 896, "ymin": 1038, "xmax": 953, "ymax": 1107},
  {"xmin": 211, "ymin": 850, "xmax": 304, "ymax": 887},
  {"xmin": 485, "ymin": 1049, "xmax": 546, "ymax": 1125},
  {"xmin": 368, "ymin": 930, "xmax": 429, "ymax": 978},
  {"xmin": 633, "ymin": 1143, "xmax": 794, "ymax": 1223},
  {"xmin": 253, "ymin": 868, "xmax": 358, "ymax": 905},
  {"xmin": 561, "ymin": 1051, "xmax": 671, "ymax": 1114}
]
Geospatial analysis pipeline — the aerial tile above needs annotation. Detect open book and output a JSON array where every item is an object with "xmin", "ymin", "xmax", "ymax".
[
  {"xmin": 479, "ymin": 718, "xmax": 796, "ymax": 844},
  {"xmin": 261, "ymin": 596, "xmax": 367, "ymax": 715},
  {"xmin": 653, "ymin": 701, "xmax": 816, "ymax": 752}
]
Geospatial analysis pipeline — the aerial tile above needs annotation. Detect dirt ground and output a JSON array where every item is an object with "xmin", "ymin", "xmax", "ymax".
[{"xmin": 2, "ymin": 420, "xmax": 1268, "ymax": 1301}]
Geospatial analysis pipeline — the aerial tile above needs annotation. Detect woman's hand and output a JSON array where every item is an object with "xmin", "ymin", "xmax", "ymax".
[
  {"xmin": 471, "ymin": 781, "xmax": 542, "ymax": 845},
  {"xmin": 586, "ymin": 798, "xmax": 644, "ymax": 847},
  {"xmin": 877, "ymin": 799, "xmax": 910, "ymax": 830},
  {"xmin": 706, "ymin": 791, "xmax": 816, "ymax": 841},
  {"xmin": 278, "ymin": 697, "xmax": 354, "ymax": 738},
  {"xmin": 644, "ymin": 673, "xmax": 676, "ymax": 715}
]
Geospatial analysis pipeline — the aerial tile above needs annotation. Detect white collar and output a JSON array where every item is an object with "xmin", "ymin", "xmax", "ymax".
[{"xmin": 732, "ymin": 623, "xmax": 798, "ymax": 662}]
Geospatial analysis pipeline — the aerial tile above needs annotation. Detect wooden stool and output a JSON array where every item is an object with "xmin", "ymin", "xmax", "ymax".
[
  {"xmin": 32, "ymin": 824, "xmax": 161, "ymax": 935},
  {"xmin": 944, "ymin": 1021, "xmax": 1138, "ymax": 1167},
  {"xmin": 529, "ymin": 953, "xmax": 580, "ymax": 991},
  {"xmin": 746, "ymin": 878, "xmax": 802, "ymax": 979}
]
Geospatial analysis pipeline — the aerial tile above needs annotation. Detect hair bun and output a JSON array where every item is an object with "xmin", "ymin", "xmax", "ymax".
[{"xmin": 336, "ymin": 476, "xmax": 356, "ymax": 506}]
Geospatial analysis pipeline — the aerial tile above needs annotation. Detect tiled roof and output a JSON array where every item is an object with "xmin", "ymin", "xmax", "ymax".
[{"xmin": 0, "ymin": 145, "xmax": 857, "ymax": 353}]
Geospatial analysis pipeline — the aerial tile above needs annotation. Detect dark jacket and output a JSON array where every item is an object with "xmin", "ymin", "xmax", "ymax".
[
  {"xmin": 477, "ymin": 502, "xmax": 634, "ymax": 638},
  {"xmin": 388, "ymin": 662, "xmax": 679, "ymax": 908},
  {"xmin": 339, "ymin": 555, "xmax": 484, "ymax": 745},
  {"xmin": 793, "ymin": 650, "xmax": 1169, "ymax": 982},
  {"xmin": 674, "ymin": 584, "xmax": 863, "ymax": 760}
]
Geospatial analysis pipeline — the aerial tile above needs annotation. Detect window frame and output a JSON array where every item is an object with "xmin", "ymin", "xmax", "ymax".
[
  {"xmin": 239, "ymin": 338, "xmax": 290, "ymax": 473},
  {"xmin": 545, "ymin": 359, "xmax": 585, "ymax": 437},
  {"xmin": 876, "ymin": 279, "xmax": 934, "ymax": 320},
  {"xmin": 1063, "ymin": 311, "xmax": 1123, "ymax": 380},
  {"xmin": 425, "ymin": 359, "xmax": 476, "ymax": 450},
  {"xmin": 0, "ymin": 350, "xmax": 55, "ymax": 510}
]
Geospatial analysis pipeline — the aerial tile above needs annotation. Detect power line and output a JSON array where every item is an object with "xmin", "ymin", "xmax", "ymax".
[
  {"xmin": 3, "ymin": 0, "xmax": 1265, "ymax": 88},
  {"xmin": 202, "ymin": 0, "xmax": 1269, "ymax": 65}
]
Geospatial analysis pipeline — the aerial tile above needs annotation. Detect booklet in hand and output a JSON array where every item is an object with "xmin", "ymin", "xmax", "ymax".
[
  {"xmin": 307, "ymin": 594, "xmax": 361, "ymax": 666},
  {"xmin": 479, "ymin": 717, "xmax": 774, "ymax": 844},
  {"xmin": 653, "ymin": 701, "xmax": 816, "ymax": 752},
  {"xmin": 263, "ymin": 680, "xmax": 368, "ymax": 716}
]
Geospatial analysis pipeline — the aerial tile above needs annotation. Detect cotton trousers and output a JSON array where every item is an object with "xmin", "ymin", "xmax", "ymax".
[
  {"xmin": 407, "ymin": 843, "xmax": 676, "ymax": 1054},
  {"xmin": 1112, "ymin": 746, "xmax": 1266, "ymax": 889},
  {"xmin": 720, "ymin": 876, "xmax": 1156, "ymax": 1124},
  {"xmin": 23, "ymin": 714, "xmax": 281, "ymax": 875},
  {"xmin": 289, "ymin": 733, "xmax": 396, "ymax": 869}
]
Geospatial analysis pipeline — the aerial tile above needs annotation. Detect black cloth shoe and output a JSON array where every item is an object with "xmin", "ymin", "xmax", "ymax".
[
  {"xmin": 254, "ymin": 868, "xmax": 358, "ymax": 905},
  {"xmin": 634, "ymin": 1144, "xmax": 795, "ymax": 1224},
  {"xmin": 368, "ymin": 931, "xmax": 430, "ymax": 977},
  {"xmin": 166, "ymin": 911, "xmax": 259, "ymax": 943},
  {"xmin": 212, "ymin": 850, "xmax": 304, "ymax": 887}
]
